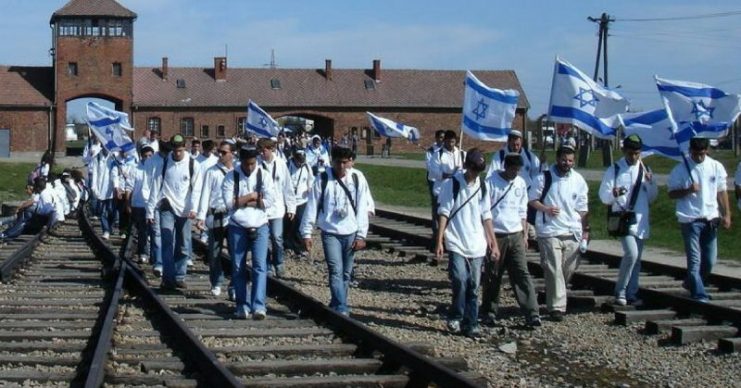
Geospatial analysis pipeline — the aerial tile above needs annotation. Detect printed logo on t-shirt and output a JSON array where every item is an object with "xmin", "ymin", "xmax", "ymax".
[{"xmin": 572, "ymin": 193, "xmax": 577, "ymax": 200}]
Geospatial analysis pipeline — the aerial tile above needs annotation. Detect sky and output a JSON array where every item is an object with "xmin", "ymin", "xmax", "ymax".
[{"xmin": 1, "ymin": 0, "xmax": 741, "ymax": 120}]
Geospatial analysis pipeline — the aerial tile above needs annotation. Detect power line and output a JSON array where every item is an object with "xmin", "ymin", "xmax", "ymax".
[{"xmin": 619, "ymin": 10, "xmax": 741, "ymax": 22}]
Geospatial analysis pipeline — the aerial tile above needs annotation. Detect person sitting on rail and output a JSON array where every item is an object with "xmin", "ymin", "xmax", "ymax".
[
  {"xmin": 285, "ymin": 149, "xmax": 314, "ymax": 259},
  {"xmin": 528, "ymin": 140, "xmax": 590, "ymax": 322},
  {"xmin": 127, "ymin": 146, "xmax": 155, "ymax": 264},
  {"xmin": 257, "ymin": 138, "xmax": 297, "ymax": 279},
  {"xmin": 147, "ymin": 134, "xmax": 203, "ymax": 291},
  {"xmin": 196, "ymin": 140, "xmax": 236, "ymax": 298},
  {"xmin": 0, "ymin": 177, "xmax": 58, "ymax": 242},
  {"xmin": 435, "ymin": 148, "xmax": 498, "ymax": 338},
  {"xmin": 481, "ymin": 153, "xmax": 541, "ymax": 328},
  {"xmin": 667, "ymin": 137, "xmax": 732, "ymax": 303},
  {"xmin": 60, "ymin": 170, "xmax": 82, "ymax": 213},
  {"xmin": 222, "ymin": 146, "xmax": 277, "ymax": 320},
  {"xmin": 300, "ymin": 146, "xmax": 371, "ymax": 316},
  {"xmin": 598, "ymin": 135, "xmax": 658, "ymax": 306}
]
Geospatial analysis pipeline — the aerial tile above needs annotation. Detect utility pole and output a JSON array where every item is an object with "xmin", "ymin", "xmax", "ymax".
[{"xmin": 587, "ymin": 12, "xmax": 616, "ymax": 167}]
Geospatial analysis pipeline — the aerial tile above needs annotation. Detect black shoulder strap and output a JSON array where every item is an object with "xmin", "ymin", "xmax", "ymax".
[
  {"xmin": 627, "ymin": 164, "xmax": 644, "ymax": 211},
  {"xmin": 161, "ymin": 157, "xmax": 168, "ymax": 181},
  {"xmin": 438, "ymin": 148, "xmax": 444, "ymax": 160},
  {"xmin": 334, "ymin": 170, "xmax": 357, "ymax": 215},
  {"xmin": 539, "ymin": 170, "xmax": 552, "ymax": 223},
  {"xmin": 233, "ymin": 169, "xmax": 239, "ymax": 205},
  {"xmin": 499, "ymin": 149, "xmax": 505, "ymax": 162},
  {"xmin": 318, "ymin": 171, "xmax": 329, "ymax": 215},
  {"xmin": 189, "ymin": 157, "xmax": 194, "ymax": 192},
  {"xmin": 447, "ymin": 176, "xmax": 482, "ymax": 223}
]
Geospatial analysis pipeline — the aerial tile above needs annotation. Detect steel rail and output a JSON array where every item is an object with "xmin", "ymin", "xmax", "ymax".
[{"xmin": 0, "ymin": 226, "xmax": 46, "ymax": 282}]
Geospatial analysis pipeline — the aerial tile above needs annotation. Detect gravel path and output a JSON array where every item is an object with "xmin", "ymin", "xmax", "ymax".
[{"xmin": 277, "ymin": 242, "xmax": 741, "ymax": 387}]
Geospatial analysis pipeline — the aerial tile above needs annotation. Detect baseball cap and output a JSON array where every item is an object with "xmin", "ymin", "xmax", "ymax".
[{"xmin": 170, "ymin": 134, "xmax": 186, "ymax": 147}]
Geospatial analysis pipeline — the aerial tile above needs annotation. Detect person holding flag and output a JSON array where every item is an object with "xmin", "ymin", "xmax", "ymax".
[{"xmin": 667, "ymin": 137, "xmax": 732, "ymax": 303}]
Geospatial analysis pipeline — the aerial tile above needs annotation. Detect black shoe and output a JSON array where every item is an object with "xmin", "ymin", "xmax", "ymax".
[
  {"xmin": 548, "ymin": 310, "xmax": 564, "ymax": 322},
  {"xmin": 527, "ymin": 315, "xmax": 542, "ymax": 327},
  {"xmin": 462, "ymin": 326, "xmax": 481, "ymax": 339},
  {"xmin": 480, "ymin": 312, "xmax": 498, "ymax": 327},
  {"xmin": 174, "ymin": 280, "xmax": 188, "ymax": 290}
]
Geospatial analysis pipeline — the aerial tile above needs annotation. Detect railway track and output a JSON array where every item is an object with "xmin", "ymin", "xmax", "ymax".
[
  {"xmin": 0, "ymin": 220, "xmax": 111, "ymax": 386},
  {"xmin": 369, "ymin": 209, "xmax": 741, "ymax": 353},
  {"xmin": 77, "ymin": 207, "xmax": 486, "ymax": 386}
]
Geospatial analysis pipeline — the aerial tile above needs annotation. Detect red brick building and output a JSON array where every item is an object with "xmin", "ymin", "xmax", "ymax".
[{"xmin": 0, "ymin": 0, "xmax": 529, "ymax": 157}]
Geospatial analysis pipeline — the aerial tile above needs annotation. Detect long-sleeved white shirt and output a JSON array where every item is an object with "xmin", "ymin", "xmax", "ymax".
[
  {"xmin": 197, "ymin": 163, "xmax": 232, "ymax": 221},
  {"xmin": 91, "ymin": 153, "xmax": 114, "ymax": 201},
  {"xmin": 429, "ymin": 147, "xmax": 466, "ymax": 195},
  {"xmin": 259, "ymin": 155, "xmax": 297, "ymax": 219},
  {"xmin": 288, "ymin": 160, "xmax": 314, "ymax": 206},
  {"xmin": 437, "ymin": 172, "xmax": 492, "ymax": 258},
  {"xmin": 424, "ymin": 143, "xmax": 442, "ymax": 181},
  {"xmin": 127, "ymin": 161, "xmax": 151, "ymax": 208},
  {"xmin": 598, "ymin": 158, "xmax": 658, "ymax": 239},
  {"xmin": 485, "ymin": 147, "xmax": 542, "ymax": 188},
  {"xmin": 146, "ymin": 152, "xmax": 202, "ymax": 219},
  {"xmin": 300, "ymin": 167, "xmax": 370, "ymax": 239},
  {"xmin": 305, "ymin": 145, "xmax": 329, "ymax": 170},
  {"xmin": 486, "ymin": 173, "xmax": 528, "ymax": 234},
  {"xmin": 111, "ymin": 157, "xmax": 136, "ymax": 193},
  {"xmin": 222, "ymin": 166, "xmax": 276, "ymax": 229},
  {"xmin": 528, "ymin": 166, "xmax": 588, "ymax": 239},
  {"xmin": 667, "ymin": 156, "xmax": 728, "ymax": 223}
]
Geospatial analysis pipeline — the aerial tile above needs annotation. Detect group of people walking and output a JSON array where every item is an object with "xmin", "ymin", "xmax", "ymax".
[
  {"xmin": 84, "ymin": 129, "xmax": 373, "ymax": 320},
  {"xmin": 427, "ymin": 129, "xmax": 739, "ymax": 338}
]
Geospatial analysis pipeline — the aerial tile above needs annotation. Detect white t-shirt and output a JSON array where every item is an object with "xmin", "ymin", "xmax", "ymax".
[
  {"xmin": 667, "ymin": 156, "xmax": 727, "ymax": 223},
  {"xmin": 437, "ymin": 172, "xmax": 492, "ymax": 258},
  {"xmin": 486, "ymin": 147, "xmax": 541, "ymax": 189},
  {"xmin": 528, "ymin": 166, "xmax": 589, "ymax": 239},
  {"xmin": 487, "ymin": 173, "xmax": 528, "ymax": 234}
]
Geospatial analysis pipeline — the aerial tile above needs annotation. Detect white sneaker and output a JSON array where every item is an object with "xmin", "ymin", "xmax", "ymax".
[
  {"xmin": 210, "ymin": 286, "xmax": 221, "ymax": 296},
  {"xmin": 253, "ymin": 310, "xmax": 267, "ymax": 320},
  {"xmin": 234, "ymin": 308, "xmax": 251, "ymax": 319},
  {"xmin": 139, "ymin": 255, "xmax": 149, "ymax": 264},
  {"xmin": 153, "ymin": 266, "xmax": 163, "ymax": 277},
  {"xmin": 102, "ymin": 232, "xmax": 110, "ymax": 240},
  {"xmin": 186, "ymin": 259, "xmax": 194, "ymax": 267},
  {"xmin": 615, "ymin": 297, "xmax": 627, "ymax": 306},
  {"xmin": 447, "ymin": 319, "xmax": 461, "ymax": 333}
]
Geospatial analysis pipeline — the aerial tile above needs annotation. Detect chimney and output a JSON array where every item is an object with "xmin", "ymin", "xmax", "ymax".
[
  {"xmin": 372, "ymin": 59, "xmax": 381, "ymax": 82},
  {"xmin": 214, "ymin": 56, "xmax": 227, "ymax": 81},
  {"xmin": 325, "ymin": 59, "xmax": 333, "ymax": 80},
  {"xmin": 161, "ymin": 57, "xmax": 168, "ymax": 80}
]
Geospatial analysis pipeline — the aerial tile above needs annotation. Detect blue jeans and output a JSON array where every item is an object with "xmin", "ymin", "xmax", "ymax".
[
  {"xmin": 159, "ymin": 209, "xmax": 191, "ymax": 284},
  {"xmin": 131, "ymin": 207, "xmax": 150, "ymax": 257},
  {"xmin": 681, "ymin": 221, "xmax": 718, "ymax": 301},
  {"xmin": 268, "ymin": 217, "xmax": 285, "ymax": 271},
  {"xmin": 149, "ymin": 210, "xmax": 162, "ymax": 268},
  {"xmin": 448, "ymin": 252, "xmax": 483, "ymax": 332},
  {"xmin": 615, "ymin": 235, "xmax": 644, "ymax": 302},
  {"xmin": 99, "ymin": 199, "xmax": 114, "ymax": 234},
  {"xmin": 228, "ymin": 224, "xmax": 269, "ymax": 314},
  {"xmin": 321, "ymin": 231, "xmax": 357, "ymax": 314}
]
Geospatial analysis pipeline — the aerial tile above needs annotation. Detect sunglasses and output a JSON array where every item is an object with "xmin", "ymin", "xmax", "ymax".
[{"xmin": 218, "ymin": 150, "xmax": 230, "ymax": 155}]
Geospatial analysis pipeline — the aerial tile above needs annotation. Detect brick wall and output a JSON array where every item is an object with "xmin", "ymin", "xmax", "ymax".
[{"xmin": 0, "ymin": 109, "xmax": 51, "ymax": 152}]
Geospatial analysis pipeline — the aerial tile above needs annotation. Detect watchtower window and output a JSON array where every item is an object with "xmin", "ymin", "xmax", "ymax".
[
  {"xmin": 270, "ymin": 79, "xmax": 281, "ymax": 90},
  {"xmin": 56, "ymin": 18, "xmax": 132, "ymax": 37},
  {"xmin": 67, "ymin": 62, "xmax": 78, "ymax": 76},
  {"xmin": 112, "ymin": 62, "xmax": 122, "ymax": 77},
  {"xmin": 176, "ymin": 79, "xmax": 186, "ymax": 88}
]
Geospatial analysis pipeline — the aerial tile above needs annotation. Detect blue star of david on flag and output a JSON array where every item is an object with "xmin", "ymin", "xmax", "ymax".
[
  {"xmin": 246, "ymin": 100, "xmax": 280, "ymax": 138},
  {"xmin": 573, "ymin": 87, "xmax": 600, "ymax": 108},
  {"xmin": 691, "ymin": 100, "xmax": 714, "ymax": 121},
  {"xmin": 472, "ymin": 98, "xmax": 488, "ymax": 120},
  {"xmin": 259, "ymin": 117, "xmax": 268, "ymax": 128},
  {"xmin": 86, "ymin": 101, "xmax": 136, "ymax": 154}
]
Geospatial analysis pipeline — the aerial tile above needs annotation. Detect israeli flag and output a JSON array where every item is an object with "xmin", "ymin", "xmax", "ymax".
[
  {"xmin": 366, "ymin": 112, "xmax": 420, "ymax": 142},
  {"xmin": 620, "ymin": 109, "xmax": 682, "ymax": 160},
  {"xmin": 656, "ymin": 76, "xmax": 741, "ymax": 147},
  {"xmin": 246, "ymin": 100, "xmax": 280, "ymax": 138},
  {"xmin": 460, "ymin": 71, "xmax": 519, "ymax": 141},
  {"xmin": 86, "ymin": 102, "xmax": 136, "ymax": 154},
  {"xmin": 548, "ymin": 57, "xmax": 628, "ymax": 139}
]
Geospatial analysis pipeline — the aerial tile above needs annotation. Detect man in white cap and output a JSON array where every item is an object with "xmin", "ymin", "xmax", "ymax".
[
  {"xmin": 528, "ymin": 139, "xmax": 589, "ymax": 322},
  {"xmin": 486, "ymin": 130, "xmax": 542, "ymax": 188}
]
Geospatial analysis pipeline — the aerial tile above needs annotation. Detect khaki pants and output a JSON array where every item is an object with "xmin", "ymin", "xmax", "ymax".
[{"xmin": 537, "ymin": 235, "xmax": 581, "ymax": 312}]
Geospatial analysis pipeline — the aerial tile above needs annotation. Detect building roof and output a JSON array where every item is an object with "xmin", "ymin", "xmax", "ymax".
[
  {"xmin": 51, "ymin": 0, "xmax": 137, "ymax": 21},
  {"xmin": 133, "ymin": 67, "xmax": 530, "ymax": 110},
  {"xmin": 0, "ymin": 66, "xmax": 53, "ymax": 107}
]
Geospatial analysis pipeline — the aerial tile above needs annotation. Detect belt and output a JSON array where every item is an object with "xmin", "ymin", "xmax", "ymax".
[{"xmin": 495, "ymin": 231, "xmax": 522, "ymax": 238}]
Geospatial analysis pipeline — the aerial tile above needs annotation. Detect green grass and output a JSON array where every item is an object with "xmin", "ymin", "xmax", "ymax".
[
  {"xmin": 356, "ymin": 162, "xmax": 741, "ymax": 262},
  {"xmin": 392, "ymin": 149, "xmax": 739, "ymax": 175},
  {"xmin": 0, "ymin": 162, "xmax": 36, "ymax": 202}
]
